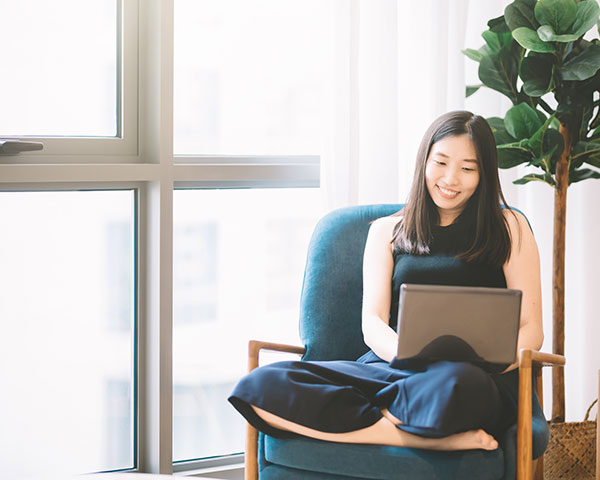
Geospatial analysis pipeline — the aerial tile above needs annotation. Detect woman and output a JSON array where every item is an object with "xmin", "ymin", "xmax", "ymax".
[{"xmin": 229, "ymin": 111, "xmax": 543, "ymax": 451}]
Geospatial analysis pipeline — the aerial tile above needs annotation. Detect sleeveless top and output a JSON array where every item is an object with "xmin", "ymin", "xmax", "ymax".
[{"xmin": 389, "ymin": 214, "xmax": 507, "ymax": 330}]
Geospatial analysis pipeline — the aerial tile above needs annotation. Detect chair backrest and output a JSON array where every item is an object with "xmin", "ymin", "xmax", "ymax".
[{"xmin": 299, "ymin": 204, "xmax": 403, "ymax": 361}]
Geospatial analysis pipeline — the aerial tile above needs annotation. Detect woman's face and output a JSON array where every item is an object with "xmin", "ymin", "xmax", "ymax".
[{"xmin": 425, "ymin": 134, "xmax": 480, "ymax": 226}]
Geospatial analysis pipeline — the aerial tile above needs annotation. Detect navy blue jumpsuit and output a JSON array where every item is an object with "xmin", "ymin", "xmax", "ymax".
[{"xmin": 229, "ymin": 217, "xmax": 520, "ymax": 441}]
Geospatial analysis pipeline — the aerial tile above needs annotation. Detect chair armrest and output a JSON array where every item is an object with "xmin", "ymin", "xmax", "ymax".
[
  {"xmin": 248, "ymin": 340, "xmax": 306, "ymax": 373},
  {"xmin": 516, "ymin": 349, "xmax": 566, "ymax": 480},
  {"xmin": 525, "ymin": 350, "xmax": 566, "ymax": 369}
]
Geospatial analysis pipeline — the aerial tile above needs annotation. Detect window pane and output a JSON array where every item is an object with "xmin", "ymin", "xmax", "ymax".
[
  {"xmin": 0, "ymin": 1, "xmax": 118, "ymax": 137},
  {"xmin": 173, "ymin": 0, "xmax": 334, "ymax": 155},
  {"xmin": 0, "ymin": 191, "xmax": 135, "ymax": 476},
  {"xmin": 173, "ymin": 188, "xmax": 323, "ymax": 461}
]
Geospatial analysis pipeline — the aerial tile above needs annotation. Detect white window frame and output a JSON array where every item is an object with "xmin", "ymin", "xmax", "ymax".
[
  {"xmin": 0, "ymin": 0, "xmax": 321, "ymax": 475},
  {"xmin": 0, "ymin": 0, "xmax": 139, "ymax": 161}
]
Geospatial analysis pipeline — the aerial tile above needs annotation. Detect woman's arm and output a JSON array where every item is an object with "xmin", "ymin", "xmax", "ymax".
[
  {"xmin": 361, "ymin": 217, "xmax": 399, "ymax": 362},
  {"xmin": 501, "ymin": 209, "xmax": 544, "ymax": 372}
]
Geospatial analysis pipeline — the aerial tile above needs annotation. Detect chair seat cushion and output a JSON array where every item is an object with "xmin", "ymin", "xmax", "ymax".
[{"xmin": 262, "ymin": 434, "xmax": 504, "ymax": 480}]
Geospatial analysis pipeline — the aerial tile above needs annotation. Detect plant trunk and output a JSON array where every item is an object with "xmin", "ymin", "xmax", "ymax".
[{"xmin": 552, "ymin": 122, "xmax": 571, "ymax": 423}]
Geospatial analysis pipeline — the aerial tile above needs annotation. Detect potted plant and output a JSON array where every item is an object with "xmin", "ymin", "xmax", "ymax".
[
  {"xmin": 465, "ymin": 1, "xmax": 600, "ymax": 475},
  {"xmin": 464, "ymin": 0, "xmax": 600, "ymax": 424}
]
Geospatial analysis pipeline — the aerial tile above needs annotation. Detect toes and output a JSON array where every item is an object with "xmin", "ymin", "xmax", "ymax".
[{"xmin": 476, "ymin": 429, "xmax": 498, "ymax": 450}]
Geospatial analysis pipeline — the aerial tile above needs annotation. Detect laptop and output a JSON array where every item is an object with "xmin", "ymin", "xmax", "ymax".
[{"xmin": 393, "ymin": 284, "xmax": 522, "ymax": 372}]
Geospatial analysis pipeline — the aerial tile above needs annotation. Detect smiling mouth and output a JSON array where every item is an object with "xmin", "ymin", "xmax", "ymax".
[{"xmin": 437, "ymin": 185, "xmax": 459, "ymax": 199}]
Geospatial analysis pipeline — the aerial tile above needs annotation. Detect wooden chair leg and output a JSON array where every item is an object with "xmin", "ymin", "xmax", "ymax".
[
  {"xmin": 534, "ymin": 366, "xmax": 544, "ymax": 480},
  {"xmin": 520, "ymin": 351, "xmax": 564, "ymax": 480},
  {"xmin": 245, "ymin": 424, "xmax": 259, "ymax": 480},
  {"xmin": 534, "ymin": 456, "xmax": 543, "ymax": 480},
  {"xmin": 517, "ymin": 350, "xmax": 533, "ymax": 480}
]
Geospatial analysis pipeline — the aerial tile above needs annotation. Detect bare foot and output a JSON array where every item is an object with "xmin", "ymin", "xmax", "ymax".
[
  {"xmin": 438, "ymin": 429, "xmax": 498, "ymax": 451},
  {"xmin": 379, "ymin": 408, "xmax": 497, "ymax": 451}
]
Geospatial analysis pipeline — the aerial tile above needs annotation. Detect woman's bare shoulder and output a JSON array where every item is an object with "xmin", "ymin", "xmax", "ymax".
[
  {"xmin": 502, "ymin": 207, "xmax": 536, "ymax": 254},
  {"xmin": 502, "ymin": 208, "xmax": 532, "ymax": 233},
  {"xmin": 368, "ymin": 215, "xmax": 401, "ymax": 241}
]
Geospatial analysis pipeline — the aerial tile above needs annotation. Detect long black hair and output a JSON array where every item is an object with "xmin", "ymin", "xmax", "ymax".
[{"xmin": 392, "ymin": 110, "xmax": 515, "ymax": 267}]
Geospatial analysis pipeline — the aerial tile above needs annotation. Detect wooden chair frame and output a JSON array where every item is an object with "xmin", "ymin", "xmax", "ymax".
[{"xmin": 244, "ymin": 340, "xmax": 565, "ymax": 480}]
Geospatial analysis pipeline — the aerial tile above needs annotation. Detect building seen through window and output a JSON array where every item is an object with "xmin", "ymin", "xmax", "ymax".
[
  {"xmin": 0, "ymin": 191, "xmax": 135, "ymax": 475},
  {"xmin": 173, "ymin": 188, "xmax": 323, "ymax": 460}
]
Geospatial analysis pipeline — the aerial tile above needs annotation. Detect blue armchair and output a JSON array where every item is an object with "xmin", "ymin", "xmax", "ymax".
[{"xmin": 245, "ymin": 204, "xmax": 565, "ymax": 480}]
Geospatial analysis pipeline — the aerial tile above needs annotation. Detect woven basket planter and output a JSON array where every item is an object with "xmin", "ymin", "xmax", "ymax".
[{"xmin": 544, "ymin": 399, "xmax": 598, "ymax": 480}]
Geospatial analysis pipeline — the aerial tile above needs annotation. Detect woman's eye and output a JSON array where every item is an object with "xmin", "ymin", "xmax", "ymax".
[{"xmin": 434, "ymin": 160, "xmax": 446, "ymax": 165}]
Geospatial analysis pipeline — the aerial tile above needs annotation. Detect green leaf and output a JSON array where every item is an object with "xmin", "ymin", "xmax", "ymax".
[
  {"xmin": 573, "ymin": 140, "xmax": 600, "ymax": 155},
  {"xmin": 479, "ymin": 44, "xmax": 494, "ymax": 58},
  {"xmin": 543, "ymin": 128, "xmax": 564, "ymax": 172},
  {"xmin": 487, "ymin": 117, "xmax": 506, "ymax": 130},
  {"xmin": 512, "ymin": 27, "xmax": 556, "ymax": 52},
  {"xmin": 488, "ymin": 116, "xmax": 517, "ymax": 145},
  {"xmin": 578, "ymin": 103, "xmax": 595, "ymax": 142},
  {"xmin": 504, "ymin": 103, "xmax": 544, "ymax": 139},
  {"xmin": 497, "ymin": 145, "xmax": 535, "ymax": 168},
  {"xmin": 523, "ymin": 68, "xmax": 555, "ymax": 96},
  {"xmin": 560, "ymin": 41, "xmax": 575, "ymax": 61},
  {"xmin": 521, "ymin": 115, "xmax": 564, "ymax": 174},
  {"xmin": 537, "ymin": 24, "xmax": 579, "ymax": 42},
  {"xmin": 537, "ymin": 25, "xmax": 557, "ymax": 42},
  {"xmin": 478, "ymin": 48, "xmax": 520, "ymax": 103},
  {"xmin": 569, "ymin": 167, "xmax": 600, "ymax": 184},
  {"xmin": 527, "ymin": 115, "xmax": 554, "ymax": 156},
  {"xmin": 519, "ymin": 53, "xmax": 555, "ymax": 96},
  {"xmin": 560, "ymin": 44, "xmax": 600, "ymax": 81},
  {"xmin": 462, "ymin": 48, "xmax": 484, "ymax": 62},
  {"xmin": 531, "ymin": 145, "xmax": 559, "ymax": 171},
  {"xmin": 570, "ymin": 0, "xmax": 600, "ymax": 38},
  {"xmin": 534, "ymin": 0, "xmax": 577, "ymax": 34},
  {"xmin": 586, "ymin": 154, "xmax": 600, "ymax": 168},
  {"xmin": 505, "ymin": 0, "xmax": 539, "ymax": 31},
  {"xmin": 488, "ymin": 15, "xmax": 511, "ymax": 33},
  {"xmin": 513, "ymin": 172, "xmax": 556, "ymax": 185},
  {"xmin": 572, "ymin": 140, "xmax": 600, "ymax": 168},
  {"xmin": 535, "ymin": 108, "xmax": 549, "ymax": 123},
  {"xmin": 466, "ymin": 85, "xmax": 482, "ymax": 97},
  {"xmin": 482, "ymin": 30, "xmax": 514, "ymax": 54}
]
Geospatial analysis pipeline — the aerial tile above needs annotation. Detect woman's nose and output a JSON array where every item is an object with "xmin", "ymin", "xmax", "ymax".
[{"xmin": 443, "ymin": 168, "xmax": 459, "ymax": 185}]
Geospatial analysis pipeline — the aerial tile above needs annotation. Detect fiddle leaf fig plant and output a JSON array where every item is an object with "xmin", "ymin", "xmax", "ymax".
[{"xmin": 463, "ymin": 0, "xmax": 600, "ymax": 422}]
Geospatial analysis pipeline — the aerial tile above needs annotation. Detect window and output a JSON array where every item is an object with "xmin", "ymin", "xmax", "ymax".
[
  {"xmin": 0, "ymin": 0, "xmax": 325, "ymax": 474},
  {"xmin": 0, "ymin": 191, "xmax": 135, "ymax": 476},
  {"xmin": 172, "ymin": 188, "xmax": 322, "ymax": 460},
  {"xmin": 171, "ymin": 0, "xmax": 331, "ymax": 463},
  {"xmin": 174, "ymin": 0, "xmax": 333, "ymax": 156},
  {"xmin": 0, "ymin": 1, "xmax": 117, "ymax": 137},
  {"xmin": 0, "ymin": 0, "xmax": 138, "ymax": 157}
]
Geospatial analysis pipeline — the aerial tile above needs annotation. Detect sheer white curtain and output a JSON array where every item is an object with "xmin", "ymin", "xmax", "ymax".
[
  {"xmin": 323, "ymin": 0, "xmax": 509, "ymax": 205},
  {"xmin": 322, "ymin": 0, "xmax": 600, "ymax": 421}
]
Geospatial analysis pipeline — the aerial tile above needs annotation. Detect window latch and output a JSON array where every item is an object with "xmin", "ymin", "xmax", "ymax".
[{"xmin": 0, "ymin": 140, "xmax": 44, "ymax": 154}]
